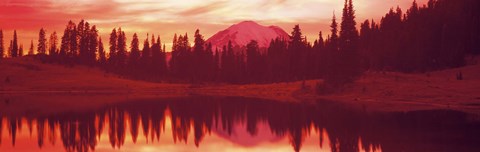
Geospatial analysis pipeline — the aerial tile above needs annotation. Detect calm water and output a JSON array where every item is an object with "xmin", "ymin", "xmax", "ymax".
[{"xmin": 1, "ymin": 96, "xmax": 480, "ymax": 152}]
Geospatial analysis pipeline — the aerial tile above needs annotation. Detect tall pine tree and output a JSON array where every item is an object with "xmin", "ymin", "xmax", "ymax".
[
  {"xmin": 98, "ymin": 37, "xmax": 106, "ymax": 66},
  {"xmin": 38, "ymin": 28, "xmax": 47, "ymax": 55},
  {"xmin": 87, "ymin": 25, "xmax": 98, "ymax": 66},
  {"xmin": 0, "ymin": 29, "xmax": 3, "ymax": 58},
  {"xmin": 12, "ymin": 30, "xmax": 19, "ymax": 57},
  {"xmin": 140, "ymin": 35, "xmax": 151, "ymax": 77},
  {"xmin": 49, "ymin": 31, "xmax": 58, "ymax": 56},
  {"xmin": 336, "ymin": 0, "xmax": 361, "ymax": 84},
  {"xmin": 28, "ymin": 40, "xmax": 34, "ymax": 55},
  {"xmin": 129, "ymin": 33, "xmax": 141, "ymax": 70},
  {"xmin": 108, "ymin": 28, "xmax": 118, "ymax": 71},
  {"xmin": 117, "ymin": 28, "xmax": 127, "ymax": 70}
]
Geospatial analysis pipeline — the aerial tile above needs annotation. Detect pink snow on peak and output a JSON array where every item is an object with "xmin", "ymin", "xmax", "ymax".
[{"xmin": 206, "ymin": 21, "xmax": 290, "ymax": 49}]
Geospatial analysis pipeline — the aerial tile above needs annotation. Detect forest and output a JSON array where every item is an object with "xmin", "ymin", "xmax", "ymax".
[{"xmin": 0, "ymin": 0, "xmax": 479, "ymax": 87}]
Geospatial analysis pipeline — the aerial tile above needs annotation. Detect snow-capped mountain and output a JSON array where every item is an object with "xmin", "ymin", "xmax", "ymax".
[{"xmin": 206, "ymin": 21, "xmax": 290, "ymax": 49}]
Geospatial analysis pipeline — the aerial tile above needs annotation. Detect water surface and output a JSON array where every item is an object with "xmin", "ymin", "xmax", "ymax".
[{"xmin": 1, "ymin": 96, "xmax": 479, "ymax": 152}]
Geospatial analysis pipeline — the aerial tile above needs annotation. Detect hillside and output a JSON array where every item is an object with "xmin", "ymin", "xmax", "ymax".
[
  {"xmin": 315, "ymin": 58, "xmax": 480, "ymax": 114},
  {"xmin": 0, "ymin": 57, "xmax": 186, "ymax": 94},
  {"xmin": 1, "ymin": 56, "xmax": 480, "ymax": 115}
]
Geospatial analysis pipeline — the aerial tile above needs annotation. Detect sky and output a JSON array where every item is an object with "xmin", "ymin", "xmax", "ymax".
[{"xmin": 0, "ymin": 0, "xmax": 428, "ymax": 52}]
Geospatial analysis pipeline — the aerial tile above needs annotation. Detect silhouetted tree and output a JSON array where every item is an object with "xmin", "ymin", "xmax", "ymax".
[
  {"xmin": 169, "ymin": 33, "xmax": 178, "ymax": 75},
  {"xmin": 60, "ymin": 21, "xmax": 73, "ymax": 61},
  {"xmin": 117, "ymin": 28, "xmax": 127, "ymax": 71},
  {"xmin": 338, "ymin": 0, "xmax": 361, "ymax": 83},
  {"xmin": 8, "ymin": 40, "xmax": 12, "ymax": 58},
  {"xmin": 313, "ymin": 31, "xmax": 326, "ymax": 78},
  {"xmin": 49, "ymin": 31, "xmax": 58, "ymax": 56},
  {"xmin": 129, "ymin": 33, "xmax": 141, "ymax": 74},
  {"xmin": 78, "ymin": 20, "xmax": 89, "ymax": 64},
  {"xmin": 19, "ymin": 45, "xmax": 24, "ymax": 57},
  {"xmin": 69, "ymin": 22, "xmax": 78, "ymax": 58},
  {"xmin": 0, "ymin": 29, "xmax": 3, "ymax": 58},
  {"xmin": 12, "ymin": 30, "xmax": 19, "ymax": 57},
  {"xmin": 86, "ymin": 25, "xmax": 98, "ymax": 66},
  {"xmin": 267, "ymin": 37, "xmax": 288, "ymax": 82},
  {"xmin": 288, "ymin": 25, "xmax": 308, "ymax": 80},
  {"xmin": 108, "ymin": 28, "xmax": 118, "ymax": 71},
  {"xmin": 220, "ymin": 41, "xmax": 236, "ymax": 82},
  {"xmin": 37, "ymin": 28, "xmax": 46, "ymax": 55},
  {"xmin": 323, "ymin": 0, "xmax": 361, "ymax": 86},
  {"xmin": 29, "ymin": 40, "xmax": 34, "ymax": 55},
  {"xmin": 151, "ymin": 36, "xmax": 167, "ymax": 80},
  {"xmin": 322, "ymin": 12, "xmax": 341, "ymax": 88},
  {"xmin": 205, "ymin": 42, "xmax": 215, "ymax": 81},
  {"xmin": 246, "ymin": 40, "xmax": 263, "ymax": 82},
  {"xmin": 98, "ymin": 37, "xmax": 106, "ymax": 66},
  {"xmin": 140, "ymin": 35, "xmax": 151, "ymax": 76},
  {"xmin": 192, "ymin": 29, "xmax": 208, "ymax": 82},
  {"xmin": 170, "ymin": 33, "xmax": 192, "ymax": 81},
  {"xmin": 213, "ymin": 48, "xmax": 220, "ymax": 81}
]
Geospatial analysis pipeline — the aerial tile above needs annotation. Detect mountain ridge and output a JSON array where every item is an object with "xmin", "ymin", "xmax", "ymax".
[{"xmin": 206, "ymin": 21, "xmax": 289, "ymax": 49}]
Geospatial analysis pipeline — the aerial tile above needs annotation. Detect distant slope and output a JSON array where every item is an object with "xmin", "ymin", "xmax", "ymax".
[
  {"xmin": 206, "ymin": 21, "xmax": 289, "ymax": 49},
  {"xmin": 0, "ymin": 56, "xmax": 186, "ymax": 93}
]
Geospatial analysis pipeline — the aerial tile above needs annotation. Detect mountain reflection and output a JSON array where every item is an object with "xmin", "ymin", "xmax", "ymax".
[{"xmin": 1, "ymin": 96, "xmax": 480, "ymax": 152}]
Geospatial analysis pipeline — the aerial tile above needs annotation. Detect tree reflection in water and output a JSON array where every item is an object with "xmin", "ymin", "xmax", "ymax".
[{"xmin": 1, "ymin": 96, "xmax": 480, "ymax": 152}]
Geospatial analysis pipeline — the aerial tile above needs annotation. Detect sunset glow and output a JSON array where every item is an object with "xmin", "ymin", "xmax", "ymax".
[
  {"xmin": 2, "ymin": 0, "xmax": 480, "ymax": 151},
  {"xmin": 0, "ymin": 0, "xmax": 427, "ymax": 51}
]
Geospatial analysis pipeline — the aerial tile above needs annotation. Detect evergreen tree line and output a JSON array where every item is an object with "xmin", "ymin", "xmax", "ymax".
[
  {"xmin": 0, "ymin": 30, "xmax": 28, "ymax": 58},
  {"xmin": 1, "ymin": 0, "xmax": 479, "ymax": 85},
  {"xmin": 358, "ymin": 0, "xmax": 480, "ymax": 72}
]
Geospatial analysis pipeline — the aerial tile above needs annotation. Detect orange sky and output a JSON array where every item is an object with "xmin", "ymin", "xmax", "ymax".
[{"xmin": 0, "ymin": 0, "xmax": 427, "ymax": 52}]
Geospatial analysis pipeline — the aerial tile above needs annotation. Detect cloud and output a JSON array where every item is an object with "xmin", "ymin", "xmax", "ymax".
[{"xmin": 177, "ymin": 1, "xmax": 226, "ymax": 17}]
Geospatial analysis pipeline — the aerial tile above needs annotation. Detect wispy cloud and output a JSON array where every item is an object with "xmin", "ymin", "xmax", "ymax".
[{"xmin": 177, "ymin": 1, "xmax": 226, "ymax": 17}]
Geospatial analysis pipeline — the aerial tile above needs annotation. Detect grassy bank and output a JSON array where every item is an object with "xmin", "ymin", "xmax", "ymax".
[{"xmin": 1, "ymin": 56, "xmax": 480, "ymax": 115}]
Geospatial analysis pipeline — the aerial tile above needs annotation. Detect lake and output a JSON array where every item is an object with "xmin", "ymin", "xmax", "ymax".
[{"xmin": 1, "ymin": 96, "xmax": 479, "ymax": 152}]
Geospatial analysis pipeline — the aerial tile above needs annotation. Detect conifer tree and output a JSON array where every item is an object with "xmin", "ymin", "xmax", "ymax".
[
  {"xmin": 108, "ymin": 28, "xmax": 118, "ymax": 70},
  {"xmin": 18, "ymin": 45, "xmax": 23, "ymax": 57},
  {"xmin": 193, "ymin": 29, "xmax": 206, "ymax": 81},
  {"xmin": 117, "ymin": 28, "xmax": 127, "ymax": 69},
  {"xmin": 49, "ymin": 31, "xmax": 58, "ymax": 56},
  {"xmin": 336, "ymin": 0, "xmax": 361, "ymax": 84},
  {"xmin": 29, "ymin": 40, "xmax": 34, "ymax": 55},
  {"xmin": 12, "ymin": 30, "xmax": 19, "ymax": 57},
  {"xmin": 170, "ymin": 33, "xmax": 178, "ymax": 77},
  {"xmin": 246, "ymin": 40, "xmax": 260, "ymax": 82},
  {"xmin": 151, "ymin": 36, "xmax": 166, "ymax": 79},
  {"xmin": 78, "ymin": 20, "xmax": 89, "ymax": 63},
  {"xmin": 98, "ymin": 37, "xmax": 106, "ymax": 66},
  {"xmin": 87, "ymin": 25, "xmax": 98, "ymax": 66},
  {"xmin": 159, "ymin": 39, "xmax": 168, "ymax": 78},
  {"xmin": 0, "ymin": 29, "xmax": 3, "ymax": 58},
  {"xmin": 38, "ymin": 28, "xmax": 47, "ymax": 55},
  {"xmin": 8, "ymin": 40, "xmax": 12, "ymax": 58},
  {"xmin": 288, "ymin": 25, "xmax": 307, "ymax": 80},
  {"xmin": 129, "ymin": 33, "xmax": 140, "ymax": 69},
  {"xmin": 59, "ymin": 21, "xmax": 72, "ymax": 59},
  {"xmin": 141, "ymin": 35, "xmax": 151, "ymax": 76},
  {"xmin": 69, "ymin": 23, "xmax": 78, "ymax": 57}
]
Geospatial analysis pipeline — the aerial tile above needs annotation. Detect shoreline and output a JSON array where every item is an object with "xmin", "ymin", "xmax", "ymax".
[{"xmin": 1, "ymin": 57, "xmax": 480, "ymax": 115}]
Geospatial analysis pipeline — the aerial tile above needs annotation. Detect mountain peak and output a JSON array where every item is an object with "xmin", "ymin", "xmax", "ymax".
[
  {"xmin": 206, "ymin": 21, "xmax": 289, "ymax": 49},
  {"xmin": 235, "ymin": 20, "xmax": 261, "ymax": 26}
]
